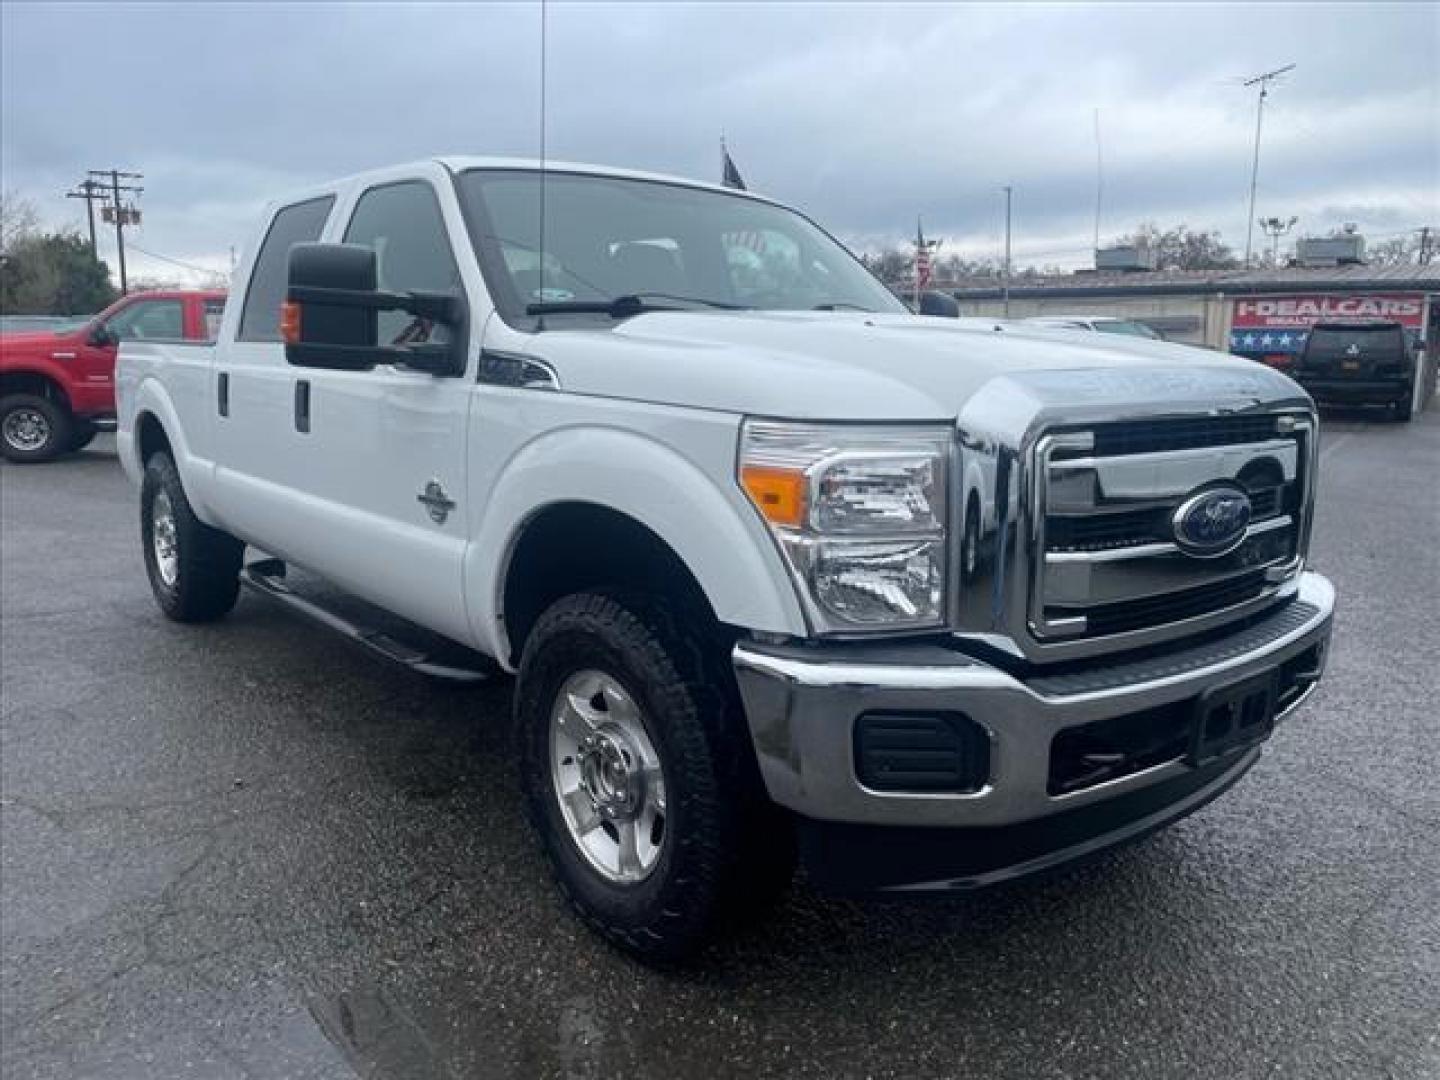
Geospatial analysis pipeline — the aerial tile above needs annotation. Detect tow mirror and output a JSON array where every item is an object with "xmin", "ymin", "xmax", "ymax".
[
  {"xmin": 918, "ymin": 290, "xmax": 960, "ymax": 318},
  {"xmin": 283, "ymin": 243, "xmax": 465, "ymax": 376}
]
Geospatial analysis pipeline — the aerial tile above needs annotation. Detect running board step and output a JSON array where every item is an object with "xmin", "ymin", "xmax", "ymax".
[{"xmin": 239, "ymin": 560, "xmax": 493, "ymax": 683}]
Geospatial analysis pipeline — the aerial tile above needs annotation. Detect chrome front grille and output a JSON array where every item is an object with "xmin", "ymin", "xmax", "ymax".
[{"xmin": 1029, "ymin": 412, "xmax": 1312, "ymax": 647}]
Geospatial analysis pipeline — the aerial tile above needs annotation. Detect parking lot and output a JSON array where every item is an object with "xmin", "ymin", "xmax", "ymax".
[{"xmin": 2, "ymin": 410, "xmax": 1437, "ymax": 1080}]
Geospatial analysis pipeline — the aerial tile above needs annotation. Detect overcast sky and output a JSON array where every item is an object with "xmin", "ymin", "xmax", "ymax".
[{"xmin": 2, "ymin": 1, "xmax": 1436, "ymax": 284}]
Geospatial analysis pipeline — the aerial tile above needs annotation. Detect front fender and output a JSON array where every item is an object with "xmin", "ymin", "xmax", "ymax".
[{"xmin": 466, "ymin": 424, "xmax": 808, "ymax": 665}]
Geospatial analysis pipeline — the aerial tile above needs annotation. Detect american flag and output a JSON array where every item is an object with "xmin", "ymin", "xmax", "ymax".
[{"xmin": 914, "ymin": 219, "xmax": 937, "ymax": 291}]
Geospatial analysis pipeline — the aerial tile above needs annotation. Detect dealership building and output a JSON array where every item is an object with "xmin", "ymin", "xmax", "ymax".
[{"xmin": 946, "ymin": 261, "xmax": 1440, "ymax": 363}]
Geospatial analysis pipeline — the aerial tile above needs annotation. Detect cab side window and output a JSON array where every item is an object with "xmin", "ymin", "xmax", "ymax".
[
  {"xmin": 105, "ymin": 299, "xmax": 184, "ymax": 341},
  {"xmin": 238, "ymin": 196, "xmax": 335, "ymax": 343},
  {"xmin": 343, "ymin": 181, "xmax": 461, "ymax": 346}
]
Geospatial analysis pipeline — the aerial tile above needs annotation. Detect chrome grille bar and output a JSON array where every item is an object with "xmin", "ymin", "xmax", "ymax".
[{"xmin": 1029, "ymin": 412, "xmax": 1311, "ymax": 647}]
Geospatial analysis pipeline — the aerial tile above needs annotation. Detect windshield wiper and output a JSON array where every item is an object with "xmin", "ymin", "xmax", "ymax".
[
  {"xmin": 812, "ymin": 302, "xmax": 873, "ymax": 311},
  {"xmin": 526, "ymin": 292, "xmax": 745, "ymax": 318}
]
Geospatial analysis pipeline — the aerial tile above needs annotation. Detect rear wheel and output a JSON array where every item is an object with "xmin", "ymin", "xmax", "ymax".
[
  {"xmin": 516, "ymin": 591, "xmax": 793, "ymax": 962},
  {"xmin": 0, "ymin": 394, "xmax": 72, "ymax": 463},
  {"xmin": 141, "ymin": 452, "xmax": 244, "ymax": 622}
]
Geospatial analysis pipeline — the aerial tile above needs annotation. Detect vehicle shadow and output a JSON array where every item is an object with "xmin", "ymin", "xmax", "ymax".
[{"xmin": 209, "ymin": 590, "xmax": 1255, "ymax": 1080}]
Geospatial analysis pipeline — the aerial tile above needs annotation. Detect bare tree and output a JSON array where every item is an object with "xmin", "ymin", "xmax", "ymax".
[
  {"xmin": 1111, "ymin": 223, "xmax": 1240, "ymax": 271},
  {"xmin": 1365, "ymin": 235, "xmax": 1420, "ymax": 267},
  {"xmin": 0, "ymin": 190, "xmax": 40, "ymax": 255}
]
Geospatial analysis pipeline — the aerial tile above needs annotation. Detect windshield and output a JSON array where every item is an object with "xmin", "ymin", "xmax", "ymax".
[
  {"xmin": 1093, "ymin": 320, "xmax": 1162, "ymax": 339},
  {"xmin": 455, "ymin": 169, "xmax": 905, "ymax": 326}
]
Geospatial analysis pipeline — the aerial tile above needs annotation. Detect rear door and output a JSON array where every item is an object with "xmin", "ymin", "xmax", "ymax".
[{"xmin": 210, "ymin": 194, "xmax": 336, "ymax": 545}]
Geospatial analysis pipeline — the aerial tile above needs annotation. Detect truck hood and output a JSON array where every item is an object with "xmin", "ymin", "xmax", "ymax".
[
  {"xmin": 0, "ymin": 329, "xmax": 79, "ymax": 353},
  {"xmin": 527, "ymin": 310, "xmax": 1308, "ymax": 421}
]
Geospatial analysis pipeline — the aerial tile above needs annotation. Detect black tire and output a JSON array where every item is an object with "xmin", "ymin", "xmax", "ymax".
[
  {"xmin": 516, "ymin": 591, "xmax": 794, "ymax": 962},
  {"xmin": 0, "ymin": 394, "xmax": 73, "ymax": 463},
  {"xmin": 140, "ymin": 452, "xmax": 244, "ymax": 622},
  {"xmin": 69, "ymin": 420, "xmax": 98, "ymax": 452},
  {"xmin": 1393, "ymin": 393, "xmax": 1413, "ymax": 422}
]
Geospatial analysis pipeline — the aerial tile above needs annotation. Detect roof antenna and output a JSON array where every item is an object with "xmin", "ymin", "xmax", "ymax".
[{"xmin": 537, "ymin": 0, "xmax": 548, "ymax": 331}]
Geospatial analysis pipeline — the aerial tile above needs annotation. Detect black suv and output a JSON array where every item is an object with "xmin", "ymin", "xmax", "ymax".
[{"xmin": 1293, "ymin": 320, "xmax": 1417, "ymax": 421}]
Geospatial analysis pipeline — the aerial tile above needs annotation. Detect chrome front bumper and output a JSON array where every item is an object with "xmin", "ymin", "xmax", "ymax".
[{"xmin": 733, "ymin": 571, "xmax": 1334, "ymax": 829}]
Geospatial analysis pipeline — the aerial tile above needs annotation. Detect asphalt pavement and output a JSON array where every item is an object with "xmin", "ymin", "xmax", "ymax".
[{"xmin": 2, "ymin": 409, "xmax": 1438, "ymax": 1080}]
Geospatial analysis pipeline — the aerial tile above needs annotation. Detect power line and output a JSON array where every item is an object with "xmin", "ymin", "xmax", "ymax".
[{"xmin": 124, "ymin": 242, "xmax": 226, "ymax": 279}]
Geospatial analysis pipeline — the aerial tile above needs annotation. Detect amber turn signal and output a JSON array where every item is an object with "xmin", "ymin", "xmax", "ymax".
[
  {"xmin": 741, "ymin": 465, "xmax": 807, "ymax": 528},
  {"xmin": 279, "ymin": 300, "xmax": 301, "ymax": 345}
]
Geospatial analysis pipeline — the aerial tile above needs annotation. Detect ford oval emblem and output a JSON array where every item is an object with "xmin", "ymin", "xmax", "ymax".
[{"xmin": 1172, "ymin": 485, "xmax": 1252, "ymax": 558}]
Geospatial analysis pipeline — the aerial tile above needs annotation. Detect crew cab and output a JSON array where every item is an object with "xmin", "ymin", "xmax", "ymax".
[
  {"xmin": 115, "ymin": 159, "xmax": 1335, "ymax": 960},
  {"xmin": 1, "ymin": 289, "xmax": 224, "ymax": 462},
  {"xmin": 1290, "ymin": 319, "xmax": 1420, "ymax": 421}
]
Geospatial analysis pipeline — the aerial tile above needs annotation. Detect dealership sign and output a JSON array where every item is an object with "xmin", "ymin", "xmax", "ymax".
[
  {"xmin": 1232, "ymin": 293, "xmax": 1425, "ymax": 330},
  {"xmin": 1229, "ymin": 292, "xmax": 1426, "ymax": 354}
]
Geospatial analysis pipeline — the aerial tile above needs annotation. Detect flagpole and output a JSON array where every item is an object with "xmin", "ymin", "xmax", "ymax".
[{"xmin": 914, "ymin": 217, "xmax": 922, "ymax": 310}]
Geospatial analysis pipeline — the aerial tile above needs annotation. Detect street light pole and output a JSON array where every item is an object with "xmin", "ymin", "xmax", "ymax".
[
  {"xmin": 1002, "ymin": 185, "xmax": 1013, "ymax": 318},
  {"xmin": 1242, "ymin": 64, "xmax": 1295, "ymax": 268}
]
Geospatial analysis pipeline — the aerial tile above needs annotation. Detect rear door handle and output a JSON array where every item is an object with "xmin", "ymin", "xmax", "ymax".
[
  {"xmin": 294, "ymin": 380, "xmax": 310, "ymax": 433},
  {"xmin": 217, "ymin": 372, "xmax": 229, "ymax": 417}
]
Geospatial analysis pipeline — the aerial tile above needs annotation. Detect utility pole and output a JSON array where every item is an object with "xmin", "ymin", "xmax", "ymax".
[
  {"xmin": 1242, "ymin": 64, "xmax": 1295, "ymax": 268},
  {"xmin": 1002, "ymin": 185, "xmax": 1013, "ymax": 317},
  {"xmin": 89, "ymin": 168, "xmax": 143, "ymax": 294},
  {"xmin": 64, "ymin": 178, "xmax": 107, "ymax": 258},
  {"xmin": 1259, "ymin": 215, "xmax": 1298, "ymax": 266}
]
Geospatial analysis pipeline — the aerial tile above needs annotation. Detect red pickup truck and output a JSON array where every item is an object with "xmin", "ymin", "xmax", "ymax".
[{"xmin": 1, "ymin": 289, "xmax": 225, "ymax": 463}]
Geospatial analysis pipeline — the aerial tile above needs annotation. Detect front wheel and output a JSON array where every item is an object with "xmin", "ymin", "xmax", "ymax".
[
  {"xmin": 515, "ymin": 591, "xmax": 793, "ymax": 962},
  {"xmin": 68, "ymin": 419, "xmax": 98, "ymax": 452},
  {"xmin": 141, "ymin": 452, "xmax": 245, "ymax": 622},
  {"xmin": 0, "ymin": 394, "xmax": 73, "ymax": 463}
]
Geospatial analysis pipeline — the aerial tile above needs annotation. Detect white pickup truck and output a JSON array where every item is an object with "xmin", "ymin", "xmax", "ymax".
[{"xmin": 117, "ymin": 158, "xmax": 1334, "ymax": 960}]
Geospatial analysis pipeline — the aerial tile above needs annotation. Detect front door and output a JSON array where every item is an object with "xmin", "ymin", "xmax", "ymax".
[{"xmin": 278, "ymin": 175, "xmax": 475, "ymax": 644}]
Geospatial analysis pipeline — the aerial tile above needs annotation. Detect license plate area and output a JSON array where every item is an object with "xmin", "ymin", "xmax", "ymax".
[{"xmin": 1189, "ymin": 671, "xmax": 1276, "ymax": 767}]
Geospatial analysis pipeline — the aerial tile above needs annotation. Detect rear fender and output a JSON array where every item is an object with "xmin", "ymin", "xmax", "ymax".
[{"xmin": 123, "ymin": 378, "xmax": 218, "ymax": 523}]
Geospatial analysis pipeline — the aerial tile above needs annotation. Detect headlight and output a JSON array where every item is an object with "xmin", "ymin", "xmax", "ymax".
[{"xmin": 739, "ymin": 420, "xmax": 950, "ymax": 632}]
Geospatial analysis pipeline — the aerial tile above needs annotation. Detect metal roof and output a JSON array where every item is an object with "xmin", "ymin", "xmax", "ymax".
[{"xmin": 944, "ymin": 261, "xmax": 1440, "ymax": 300}]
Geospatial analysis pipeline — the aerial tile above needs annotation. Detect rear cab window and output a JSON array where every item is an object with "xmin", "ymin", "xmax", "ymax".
[
  {"xmin": 202, "ymin": 299, "xmax": 226, "ymax": 341},
  {"xmin": 1304, "ymin": 324, "xmax": 1406, "ymax": 361},
  {"xmin": 238, "ymin": 196, "xmax": 336, "ymax": 343}
]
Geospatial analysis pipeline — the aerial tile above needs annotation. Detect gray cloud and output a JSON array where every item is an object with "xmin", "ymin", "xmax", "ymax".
[{"xmin": 3, "ymin": 1, "xmax": 1435, "ymax": 282}]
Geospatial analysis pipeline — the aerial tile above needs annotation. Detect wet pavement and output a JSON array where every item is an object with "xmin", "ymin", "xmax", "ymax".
[{"xmin": 2, "ymin": 410, "xmax": 1438, "ymax": 1080}]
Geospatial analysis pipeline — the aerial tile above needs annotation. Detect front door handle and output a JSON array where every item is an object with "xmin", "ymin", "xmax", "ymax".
[
  {"xmin": 294, "ymin": 380, "xmax": 310, "ymax": 433},
  {"xmin": 217, "ymin": 372, "xmax": 229, "ymax": 417}
]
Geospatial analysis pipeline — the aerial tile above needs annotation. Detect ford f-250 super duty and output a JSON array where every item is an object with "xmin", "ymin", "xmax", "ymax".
[
  {"xmin": 1, "ymin": 289, "xmax": 224, "ymax": 462},
  {"xmin": 116, "ymin": 158, "xmax": 1334, "ymax": 961}
]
